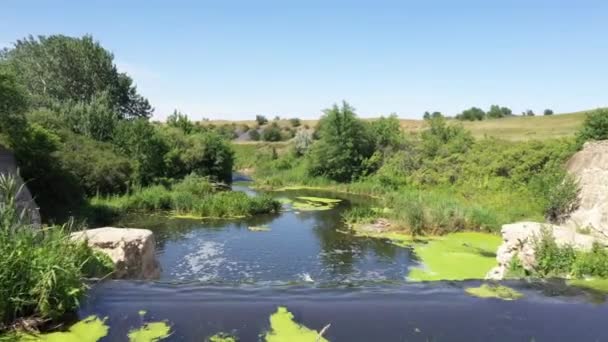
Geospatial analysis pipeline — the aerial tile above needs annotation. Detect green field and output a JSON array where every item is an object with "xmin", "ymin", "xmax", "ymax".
[{"xmin": 218, "ymin": 109, "xmax": 599, "ymax": 142}]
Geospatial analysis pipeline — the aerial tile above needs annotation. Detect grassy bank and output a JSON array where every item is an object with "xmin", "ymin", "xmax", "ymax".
[
  {"xmin": 0, "ymin": 174, "xmax": 112, "ymax": 333},
  {"xmin": 89, "ymin": 174, "xmax": 281, "ymax": 222}
]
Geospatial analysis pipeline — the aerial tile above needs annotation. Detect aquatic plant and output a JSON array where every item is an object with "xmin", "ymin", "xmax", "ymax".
[
  {"xmin": 265, "ymin": 307, "xmax": 328, "ymax": 342},
  {"xmin": 127, "ymin": 321, "xmax": 171, "ymax": 342},
  {"xmin": 17, "ymin": 315, "xmax": 108, "ymax": 341},
  {"xmin": 465, "ymin": 284, "xmax": 523, "ymax": 300},
  {"xmin": 408, "ymin": 232, "xmax": 502, "ymax": 281}
]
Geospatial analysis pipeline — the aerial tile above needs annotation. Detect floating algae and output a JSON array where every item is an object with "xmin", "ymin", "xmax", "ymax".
[
  {"xmin": 19, "ymin": 316, "xmax": 108, "ymax": 342},
  {"xmin": 128, "ymin": 321, "xmax": 172, "ymax": 342},
  {"xmin": 248, "ymin": 225, "xmax": 271, "ymax": 232},
  {"xmin": 207, "ymin": 332, "xmax": 238, "ymax": 342},
  {"xmin": 265, "ymin": 307, "xmax": 328, "ymax": 342},
  {"xmin": 465, "ymin": 284, "xmax": 523, "ymax": 300},
  {"xmin": 568, "ymin": 278, "xmax": 608, "ymax": 293},
  {"xmin": 291, "ymin": 197, "xmax": 342, "ymax": 212},
  {"xmin": 408, "ymin": 232, "xmax": 502, "ymax": 281}
]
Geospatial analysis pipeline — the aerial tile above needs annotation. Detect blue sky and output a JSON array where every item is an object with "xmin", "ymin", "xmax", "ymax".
[{"xmin": 1, "ymin": 0, "xmax": 607, "ymax": 120}]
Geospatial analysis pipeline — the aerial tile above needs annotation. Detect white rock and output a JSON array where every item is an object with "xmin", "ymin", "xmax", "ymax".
[{"xmin": 71, "ymin": 227, "xmax": 161, "ymax": 279}]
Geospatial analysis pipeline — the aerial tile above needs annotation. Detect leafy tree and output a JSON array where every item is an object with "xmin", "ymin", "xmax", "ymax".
[
  {"xmin": 456, "ymin": 107, "xmax": 485, "ymax": 121},
  {"xmin": 0, "ymin": 69, "xmax": 28, "ymax": 140},
  {"xmin": 50, "ymin": 91, "xmax": 119, "ymax": 141},
  {"xmin": 308, "ymin": 102, "xmax": 374, "ymax": 181},
  {"xmin": 0, "ymin": 34, "xmax": 152, "ymax": 118},
  {"xmin": 487, "ymin": 105, "xmax": 512, "ymax": 119},
  {"xmin": 255, "ymin": 115, "xmax": 268, "ymax": 125},
  {"xmin": 166, "ymin": 110, "xmax": 194, "ymax": 134},
  {"xmin": 261, "ymin": 123, "xmax": 282, "ymax": 141},
  {"xmin": 294, "ymin": 130, "xmax": 313, "ymax": 156},
  {"xmin": 113, "ymin": 119, "xmax": 167, "ymax": 185},
  {"xmin": 544, "ymin": 109, "xmax": 554, "ymax": 116},
  {"xmin": 525, "ymin": 109, "xmax": 535, "ymax": 116},
  {"xmin": 423, "ymin": 111, "xmax": 431, "ymax": 120},
  {"xmin": 576, "ymin": 108, "xmax": 608, "ymax": 145},
  {"xmin": 370, "ymin": 114, "xmax": 402, "ymax": 150},
  {"xmin": 248, "ymin": 129, "xmax": 261, "ymax": 141},
  {"xmin": 423, "ymin": 111, "xmax": 443, "ymax": 120},
  {"xmin": 289, "ymin": 117, "xmax": 301, "ymax": 127}
]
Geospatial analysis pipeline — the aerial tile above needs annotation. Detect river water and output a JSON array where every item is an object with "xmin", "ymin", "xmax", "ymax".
[{"xmin": 80, "ymin": 185, "xmax": 608, "ymax": 341}]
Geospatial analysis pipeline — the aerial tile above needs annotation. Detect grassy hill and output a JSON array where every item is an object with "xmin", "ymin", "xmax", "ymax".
[{"xmin": 208, "ymin": 108, "xmax": 600, "ymax": 142}]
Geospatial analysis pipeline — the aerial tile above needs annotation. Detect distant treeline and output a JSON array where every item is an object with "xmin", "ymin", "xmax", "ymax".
[{"xmin": 423, "ymin": 106, "xmax": 554, "ymax": 121}]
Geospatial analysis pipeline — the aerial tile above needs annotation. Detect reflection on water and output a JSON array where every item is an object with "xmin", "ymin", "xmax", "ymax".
[{"xmin": 117, "ymin": 188, "xmax": 413, "ymax": 285}]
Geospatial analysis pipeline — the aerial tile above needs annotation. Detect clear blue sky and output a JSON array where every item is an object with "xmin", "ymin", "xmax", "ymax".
[{"xmin": 1, "ymin": 0, "xmax": 607, "ymax": 120}]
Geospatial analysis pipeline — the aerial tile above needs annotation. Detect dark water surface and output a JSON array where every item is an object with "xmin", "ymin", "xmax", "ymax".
[{"xmin": 88, "ymin": 185, "xmax": 608, "ymax": 341}]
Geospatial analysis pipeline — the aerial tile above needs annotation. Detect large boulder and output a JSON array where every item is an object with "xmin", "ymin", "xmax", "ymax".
[
  {"xmin": 563, "ymin": 140, "xmax": 608, "ymax": 238},
  {"xmin": 71, "ymin": 227, "xmax": 161, "ymax": 279},
  {"xmin": 486, "ymin": 222, "xmax": 602, "ymax": 280}
]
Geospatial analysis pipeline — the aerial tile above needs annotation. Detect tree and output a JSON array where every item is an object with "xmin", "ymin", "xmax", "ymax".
[
  {"xmin": 423, "ymin": 111, "xmax": 443, "ymax": 120},
  {"xmin": 1, "ymin": 34, "xmax": 152, "ymax": 118},
  {"xmin": 525, "ymin": 109, "xmax": 535, "ymax": 116},
  {"xmin": 248, "ymin": 129, "xmax": 261, "ymax": 141},
  {"xmin": 487, "ymin": 105, "xmax": 512, "ymax": 119},
  {"xmin": 294, "ymin": 130, "xmax": 313, "ymax": 156},
  {"xmin": 456, "ymin": 107, "xmax": 485, "ymax": 121},
  {"xmin": 113, "ymin": 119, "xmax": 167, "ymax": 185},
  {"xmin": 167, "ymin": 110, "xmax": 194, "ymax": 134},
  {"xmin": 370, "ymin": 114, "xmax": 402, "ymax": 150},
  {"xmin": 255, "ymin": 115, "xmax": 268, "ymax": 125},
  {"xmin": 261, "ymin": 123, "xmax": 282, "ymax": 142},
  {"xmin": 289, "ymin": 118, "xmax": 301, "ymax": 127},
  {"xmin": 423, "ymin": 111, "xmax": 431, "ymax": 120},
  {"xmin": 308, "ymin": 102, "xmax": 374, "ymax": 182},
  {"xmin": 0, "ymin": 69, "xmax": 28, "ymax": 140},
  {"xmin": 576, "ymin": 108, "xmax": 608, "ymax": 146},
  {"xmin": 544, "ymin": 109, "xmax": 554, "ymax": 116}
]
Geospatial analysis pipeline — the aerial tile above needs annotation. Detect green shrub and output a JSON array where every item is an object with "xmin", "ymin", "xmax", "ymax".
[
  {"xmin": 533, "ymin": 228, "xmax": 577, "ymax": 277},
  {"xmin": 262, "ymin": 123, "xmax": 282, "ymax": 142},
  {"xmin": 249, "ymin": 129, "xmax": 261, "ymax": 141},
  {"xmin": 544, "ymin": 174, "xmax": 580, "ymax": 223},
  {"xmin": 572, "ymin": 243, "xmax": 608, "ymax": 278},
  {"xmin": 0, "ymin": 174, "xmax": 111, "ymax": 327},
  {"xmin": 576, "ymin": 108, "xmax": 608, "ymax": 146}
]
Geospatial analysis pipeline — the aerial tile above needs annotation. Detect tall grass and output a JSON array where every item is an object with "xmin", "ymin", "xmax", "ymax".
[
  {"xmin": 90, "ymin": 174, "xmax": 281, "ymax": 220},
  {"xmin": 0, "ymin": 173, "xmax": 112, "ymax": 330}
]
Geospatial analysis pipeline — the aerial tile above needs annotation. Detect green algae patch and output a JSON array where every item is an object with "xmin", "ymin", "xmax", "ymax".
[
  {"xmin": 568, "ymin": 278, "xmax": 608, "ymax": 293},
  {"xmin": 248, "ymin": 225, "xmax": 271, "ymax": 232},
  {"xmin": 465, "ymin": 284, "xmax": 523, "ymax": 300},
  {"xmin": 128, "ymin": 321, "xmax": 171, "ymax": 342},
  {"xmin": 348, "ymin": 223, "xmax": 434, "ymax": 247},
  {"xmin": 265, "ymin": 307, "xmax": 328, "ymax": 342},
  {"xmin": 295, "ymin": 196, "xmax": 341, "ymax": 204},
  {"xmin": 207, "ymin": 332, "xmax": 238, "ymax": 342},
  {"xmin": 408, "ymin": 232, "xmax": 502, "ymax": 281},
  {"xmin": 19, "ymin": 316, "xmax": 108, "ymax": 342}
]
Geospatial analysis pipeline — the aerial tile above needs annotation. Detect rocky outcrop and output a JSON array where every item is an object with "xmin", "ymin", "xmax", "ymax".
[
  {"xmin": 563, "ymin": 140, "xmax": 608, "ymax": 238},
  {"xmin": 0, "ymin": 145, "xmax": 41, "ymax": 226},
  {"xmin": 488, "ymin": 141, "xmax": 608, "ymax": 280},
  {"xmin": 71, "ymin": 227, "xmax": 161, "ymax": 279},
  {"xmin": 486, "ymin": 222, "xmax": 602, "ymax": 279}
]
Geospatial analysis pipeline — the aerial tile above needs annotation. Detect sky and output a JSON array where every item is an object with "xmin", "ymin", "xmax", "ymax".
[{"xmin": 1, "ymin": 0, "xmax": 607, "ymax": 120}]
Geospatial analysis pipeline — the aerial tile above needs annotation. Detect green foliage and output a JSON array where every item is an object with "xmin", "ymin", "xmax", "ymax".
[
  {"xmin": 293, "ymin": 130, "xmax": 313, "ymax": 156},
  {"xmin": 0, "ymin": 174, "xmax": 110, "ymax": 327},
  {"xmin": 113, "ymin": 119, "xmax": 168, "ymax": 185},
  {"xmin": 544, "ymin": 174, "xmax": 580, "ymax": 223},
  {"xmin": 0, "ymin": 69, "xmax": 29, "ymax": 141},
  {"xmin": 486, "ymin": 105, "xmax": 512, "ymax": 119},
  {"xmin": 370, "ymin": 114, "xmax": 402, "ymax": 150},
  {"xmin": 249, "ymin": 129, "xmax": 261, "ymax": 141},
  {"xmin": 92, "ymin": 175, "xmax": 280, "ymax": 219},
  {"xmin": 529, "ymin": 228, "xmax": 608, "ymax": 279},
  {"xmin": 422, "ymin": 111, "xmax": 443, "ymax": 120},
  {"xmin": 1, "ymin": 34, "xmax": 151, "ymax": 118},
  {"xmin": 255, "ymin": 115, "xmax": 268, "ymax": 125},
  {"xmin": 576, "ymin": 108, "xmax": 608, "ymax": 145},
  {"xmin": 544, "ymin": 109, "xmax": 554, "ymax": 116},
  {"xmin": 289, "ymin": 118, "xmax": 301, "ymax": 127},
  {"xmin": 261, "ymin": 123, "xmax": 282, "ymax": 142},
  {"xmin": 308, "ymin": 102, "xmax": 374, "ymax": 182},
  {"xmin": 456, "ymin": 107, "xmax": 485, "ymax": 121},
  {"xmin": 166, "ymin": 110, "xmax": 194, "ymax": 134}
]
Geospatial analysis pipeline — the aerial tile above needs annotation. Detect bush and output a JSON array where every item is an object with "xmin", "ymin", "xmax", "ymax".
[
  {"xmin": 289, "ymin": 118, "xmax": 301, "ymax": 127},
  {"xmin": 533, "ymin": 228, "xmax": 577, "ymax": 277},
  {"xmin": 255, "ymin": 115, "xmax": 268, "ymax": 125},
  {"xmin": 544, "ymin": 109, "xmax": 554, "ymax": 116},
  {"xmin": 249, "ymin": 129, "xmax": 261, "ymax": 141},
  {"xmin": 544, "ymin": 174, "xmax": 580, "ymax": 223},
  {"xmin": 576, "ymin": 108, "xmax": 608, "ymax": 146},
  {"xmin": 261, "ymin": 123, "xmax": 282, "ymax": 142},
  {"xmin": 0, "ymin": 174, "xmax": 111, "ymax": 327},
  {"xmin": 308, "ymin": 102, "xmax": 374, "ymax": 182},
  {"xmin": 293, "ymin": 130, "xmax": 313, "ymax": 156},
  {"xmin": 456, "ymin": 107, "xmax": 485, "ymax": 121}
]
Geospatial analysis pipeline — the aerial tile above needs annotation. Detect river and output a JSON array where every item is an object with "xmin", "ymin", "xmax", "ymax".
[{"xmin": 79, "ymin": 184, "xmax": 608, "ymax": 341}]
